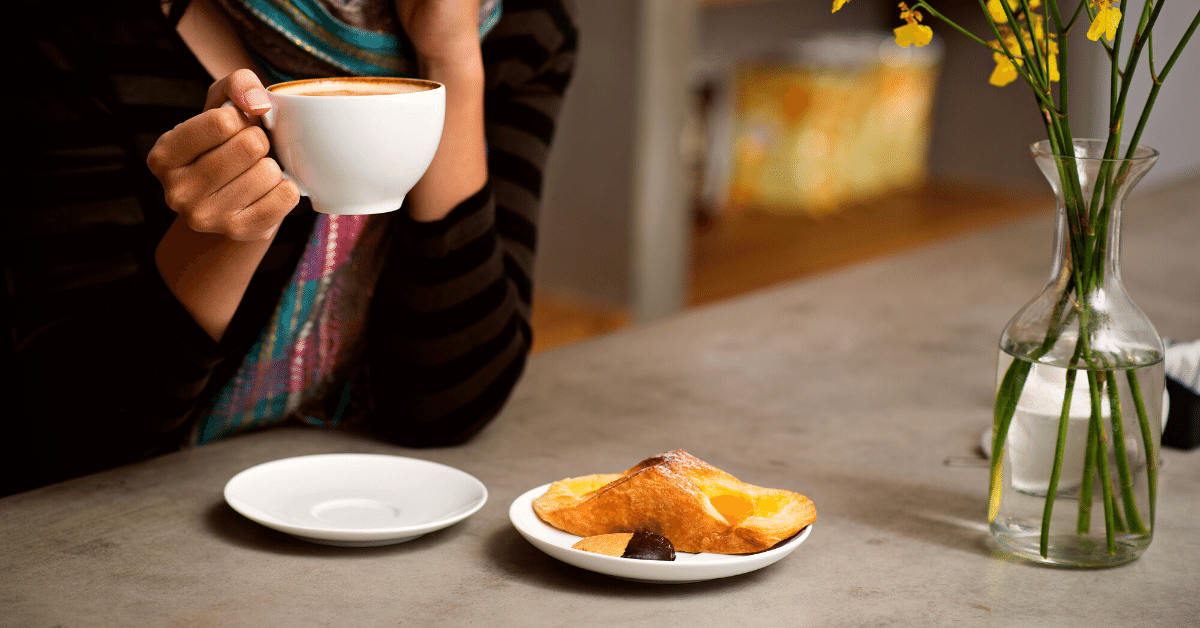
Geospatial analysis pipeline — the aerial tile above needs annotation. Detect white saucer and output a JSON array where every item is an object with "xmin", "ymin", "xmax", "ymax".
[
  {"xmin": 508, "ymin": 484, "xmax": 811, "ymax": 583},
  {"xmin": 224, "ymin": 453, "xmax": 487, "ymax": 547}
]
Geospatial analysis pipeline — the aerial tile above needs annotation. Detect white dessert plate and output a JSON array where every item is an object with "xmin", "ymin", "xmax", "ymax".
[
  {"xmin": 224, "ymin": 453, "xmax": 487, "ymax": 547},
  {"xmin": 508, "ymin": 483, "xmax": 811, "ymax": 583}
]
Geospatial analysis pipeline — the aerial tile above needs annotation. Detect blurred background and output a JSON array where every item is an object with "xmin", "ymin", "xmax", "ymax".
[{"xmin": 530, "ymin": 0, "xmax": 1200, "ymax": 353}]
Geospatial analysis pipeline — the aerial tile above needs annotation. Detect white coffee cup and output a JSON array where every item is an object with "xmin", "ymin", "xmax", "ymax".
[{"xmin": 261, "ymin": 77, "xmax": 445, "ymax": 215}]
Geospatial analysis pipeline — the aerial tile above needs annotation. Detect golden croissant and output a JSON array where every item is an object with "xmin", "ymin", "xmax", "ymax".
[{"xmin": 532, "ymin": 449, "xmax": 816, "ymax": 554}]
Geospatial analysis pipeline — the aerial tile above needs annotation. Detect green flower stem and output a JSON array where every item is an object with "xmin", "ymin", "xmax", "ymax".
[
  {"xmin": 989, "ymin": 358, "xmax": 1032, "ymax": 515},
  {"xmin": 1077, "ymin": 407, "xmax": 1098, "ymax": 534},
  {"xmin": 1045, "ymin": 0, "xmax": 1085, "ymax": 33},
  {"xmin": 1039, "ymin": 281, "xmax": 1077, "ymax": 354},
  {"xmin": 917, "ymin": 2, "xmax": 993, "ymax": 49},
  {"xmin": 1081, "ymin": 174, "xmax": 1111, "ymax": 291},
  {"xmin": 963, "ymin": 0, "xmax": 1055, "ymax": 108},
  {"xmin": 1100, "ymin": 1, "xmax": 1164, "ymax": 165},
  {"xmin": 1016, "ymin": 0, "xmax": 1052, "ymax": 88},
  {"xmin": 1049, "ymin": 0, "xmax": 1072, "ymax": 138},
  {"xmin": 1106, "ymin": 370, "xmax": 1148, "ymax": 534},
  {"xmin": 1128, "ymin": 369, "xmax": 1158, "ymax": 527},
  {"xmin": 1123, "ymin": 11, "xmax": 1200, "ymax": 161},
  {"xmin": 1104, "ymin": 3, "xmax": 1125, "ymax": 121},
  {"xmin": 1039, "ymin": 367, "xmax": 1079, "ymax": 557},
  {"xmin": 1088, "ymin": 371, "xmax": 1120, "ymax": 554},
  {"xmin": 1044, "ymin": 135, "xmax": 1090, "ymax": 268}
]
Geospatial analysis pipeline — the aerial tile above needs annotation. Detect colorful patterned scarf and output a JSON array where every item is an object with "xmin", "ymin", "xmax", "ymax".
[
  {"xmin": 196, "ymin": 0, "xmax": 503, "ymax": 443},
  {"xmin": 198, "ymin": 214, "xmax": 387, "ymax": 443},
  {"xmin": 211, "ymin": 0, "xmax": 502, "ymax": 83}
]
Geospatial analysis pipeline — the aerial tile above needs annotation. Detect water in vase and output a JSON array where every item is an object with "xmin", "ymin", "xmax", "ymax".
[{"xmin": 990, "ymin": 354, "xmax": 1164, "ymax": 566}]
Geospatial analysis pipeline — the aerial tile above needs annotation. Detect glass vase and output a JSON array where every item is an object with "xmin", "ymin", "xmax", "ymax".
[{"xmin": 989, "ymin": 139, "xmax": 1164, "ymax": 567}]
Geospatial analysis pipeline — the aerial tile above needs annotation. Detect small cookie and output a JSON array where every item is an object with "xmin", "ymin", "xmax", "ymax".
[{"xmin": 571, "ymin": 532, "xmax": 676, "ymax": 561}]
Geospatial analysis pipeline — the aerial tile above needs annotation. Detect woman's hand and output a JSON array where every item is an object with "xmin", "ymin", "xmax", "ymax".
[{"xmin": 147, "ymin": 69, "xmax": 299, "ymax": 241}]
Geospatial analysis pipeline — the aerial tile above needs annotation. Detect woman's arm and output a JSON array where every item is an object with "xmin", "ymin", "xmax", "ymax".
[
  {"xmin": 365, "ymin": 0, "xmax": 578, "ymax": 445},
  {"xmin": 394, "ymin": 0, "xmax": 490, "ymax": 223},
  {"xmin": 148, "ymin": 69, "xmax": 298, "ymax": 342},
  {"xmin": 152, "ymin": 0, "xmax": 300, "ymax": 342}
]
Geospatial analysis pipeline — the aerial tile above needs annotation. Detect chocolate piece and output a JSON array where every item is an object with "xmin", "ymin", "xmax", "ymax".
[
  {"xmin": 622, "ymin": 532, "xmax": 676, "ymax": 561},
  {"xmin": 571, "ymin": 532, "xmax": 676, "ymax": 561}
]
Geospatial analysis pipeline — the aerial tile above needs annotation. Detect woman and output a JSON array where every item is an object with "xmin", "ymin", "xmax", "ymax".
[{"xmin": 5, "ymin": 0, "xmax": 577, "ymax": 495}]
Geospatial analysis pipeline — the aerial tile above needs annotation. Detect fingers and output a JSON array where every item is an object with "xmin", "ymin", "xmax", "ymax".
[
  {"xmin": 195, "ymin": 164, "xmax": 300, "ymax": 242},
  {"xmin": 170, "ymin": 124, "xmax": 272, "ymax": 202},
  {"xmin": 172, "ymin": 157, "xmax": 298, "ymax": 242},
  {"xmin": 148, "ymin": 68, "xmax": 299, "ymax": 242},
  {"xmin": 205, "ymin": 68, "xmax": 271, "ymax": 115},
  {"xmin": 160, "ymin": 126, "xmax": 299, "ymax": 241},
  {"xmin": 148, "ymin": 105, "xmax": 256, "ymax": 174},
  {"xmin": 198, "ymin": 158, "xmax": 296, "ymax": 242}
]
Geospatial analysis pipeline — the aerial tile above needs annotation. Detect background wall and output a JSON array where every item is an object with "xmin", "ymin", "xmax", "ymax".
[
  {"xmin": 534, "ymin": 0, "xmax": 1200, "ymax": 315},
  {"xmin": 1086, "ymin": 0, "xmax": 1200, "ymax": 189},
  {"xmin": 537, "ymin": 1, "xmax": 640, "ymax": 308}
]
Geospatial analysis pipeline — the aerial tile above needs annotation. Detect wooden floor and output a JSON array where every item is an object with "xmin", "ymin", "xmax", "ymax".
[{"xmin": 531, "ymin": 182, "xmax": 1048, "ymax": 354}]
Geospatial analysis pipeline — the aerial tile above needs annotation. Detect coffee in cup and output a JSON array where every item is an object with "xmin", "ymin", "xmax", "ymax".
[
  {"xmin": 270, "ymin": 78, "xmax": 434, "ymax": 98},
  {"xmin": 262, "ymin": 77, "xmax": 445, "ymax": 215}
]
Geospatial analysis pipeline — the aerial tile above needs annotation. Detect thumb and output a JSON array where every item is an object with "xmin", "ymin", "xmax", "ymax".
[{"xmin": 207, "ymin": 68, "xmax": 272, "ymax": 115}]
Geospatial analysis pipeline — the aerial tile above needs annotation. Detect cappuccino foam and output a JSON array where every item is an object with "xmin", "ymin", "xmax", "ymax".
[{"xmin": 270, "ymin": 78, "xmax": 433, "ymax": 97}]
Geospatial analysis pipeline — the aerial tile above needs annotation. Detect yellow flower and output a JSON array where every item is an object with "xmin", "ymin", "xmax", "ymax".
[
  {"xmin": 1088, "ymin": 1, "xmax": 1122, "ymax": 42},
  {"xmin": 895, "ymin": 3, "xmax": 934, "ymax": 47},
  {"xmin": 1044, "ymin": 37, "xmax": 1060, "ymax": 82},
  {"xmin": 895, "ymin": 22, "xmax": 934, "ymax": 47},
  {"xmin": 987, "ymin": 0, "xmax": 1042, "ymax": 24},
  {"xmin": 832, "ymin": 0, "xmax": 851, "ymax": 12},
  {"xmin": 1025, "ymin": 11, "xmax": 1045, "ymax": 37},
  {"xmin": 990, "ymin": 49, "xmax": 1021, "ymax": 86}
]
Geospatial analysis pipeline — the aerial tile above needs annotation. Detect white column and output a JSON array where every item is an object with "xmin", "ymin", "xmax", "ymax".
[{"xmin": 630, "ymin": 0, "xmax": 700, "ymax": 321}]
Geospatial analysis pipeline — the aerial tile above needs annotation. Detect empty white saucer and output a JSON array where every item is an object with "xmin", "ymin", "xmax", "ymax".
[{"xmin": 224, "ymin": 453, "xmax": 487, "ymax": 547}]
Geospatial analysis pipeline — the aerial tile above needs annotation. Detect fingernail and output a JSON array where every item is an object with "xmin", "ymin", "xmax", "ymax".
[{"xmin": 245, "ymin": 88, "xmax": 271, "ymax": 113}]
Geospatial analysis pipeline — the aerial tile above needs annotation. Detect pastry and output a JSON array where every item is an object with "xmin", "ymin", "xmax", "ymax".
[
  {"xmin": 533, "ymin": 449, "xmax": 816, "ymax": 554},
  {"xmin": 572, "ymin": 532, "xmax": 676, "ymax": 561}
]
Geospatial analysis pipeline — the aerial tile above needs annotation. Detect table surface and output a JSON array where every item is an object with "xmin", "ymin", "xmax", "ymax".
[{"xmin": 4, "ymin": 178, "xmax": 1198, "ymax": 628}]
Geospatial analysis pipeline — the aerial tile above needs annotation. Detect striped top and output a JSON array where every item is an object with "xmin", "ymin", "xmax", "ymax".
[{"xmin": 5, "ymin": 0, "xmax": 577, "ymax": 495}]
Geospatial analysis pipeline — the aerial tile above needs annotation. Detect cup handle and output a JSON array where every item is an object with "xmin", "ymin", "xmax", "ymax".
[
  {"xmin": 220, "ymin": 100, "xmax": 308, "ymax": 197},
  {"xmin": 279, "ymin": 172, "xmax": 307, "ymax": 197}
]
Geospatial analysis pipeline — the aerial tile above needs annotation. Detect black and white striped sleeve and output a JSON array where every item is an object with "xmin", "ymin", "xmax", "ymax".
[{"xmin": 364, "ymin": 0, "xmax": 578, "ymax": 446}]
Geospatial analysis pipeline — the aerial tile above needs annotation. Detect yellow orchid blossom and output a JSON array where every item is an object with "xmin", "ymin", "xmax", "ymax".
[
  {"xmin": 987, "ymin": 26, "xmax": 1058, "ymax": 87},
  {"xmin": 1088, "ymin": 0, "xmax": 1122, "ymax": 42},
  {"xmin": 1024, "ymin": 11, "xmax": 1045, "ymax": 37},
  {"xmin": 989, "ymin": 41, "xmax": 1022, "ymax": 86},
  {"xmin": 1043, "ymin": 36, "xmax": 1060, "ymax": 82},
  {"xmin": 1015, "ymin": 14, "xmax": 1059, "ymax": 82},
  {"xmin": 835, "ymin": 1, "xmax": 932, "ymax": 47},
  {"xmin": 895, "ymin": 3, "xmax": 934, "ymax": 47},
  {"xmin": 837, "ymin": 0, "xmax": 1063, "ymax": 82},
  {"xmin": 987, "ymin": 0, "xmax": 1042, "ymax": 24}
]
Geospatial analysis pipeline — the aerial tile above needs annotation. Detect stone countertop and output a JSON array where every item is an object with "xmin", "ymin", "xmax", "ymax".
[{"xmin": 3, "ymin": 178, "xmax": 1198, "ymax": 627}]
